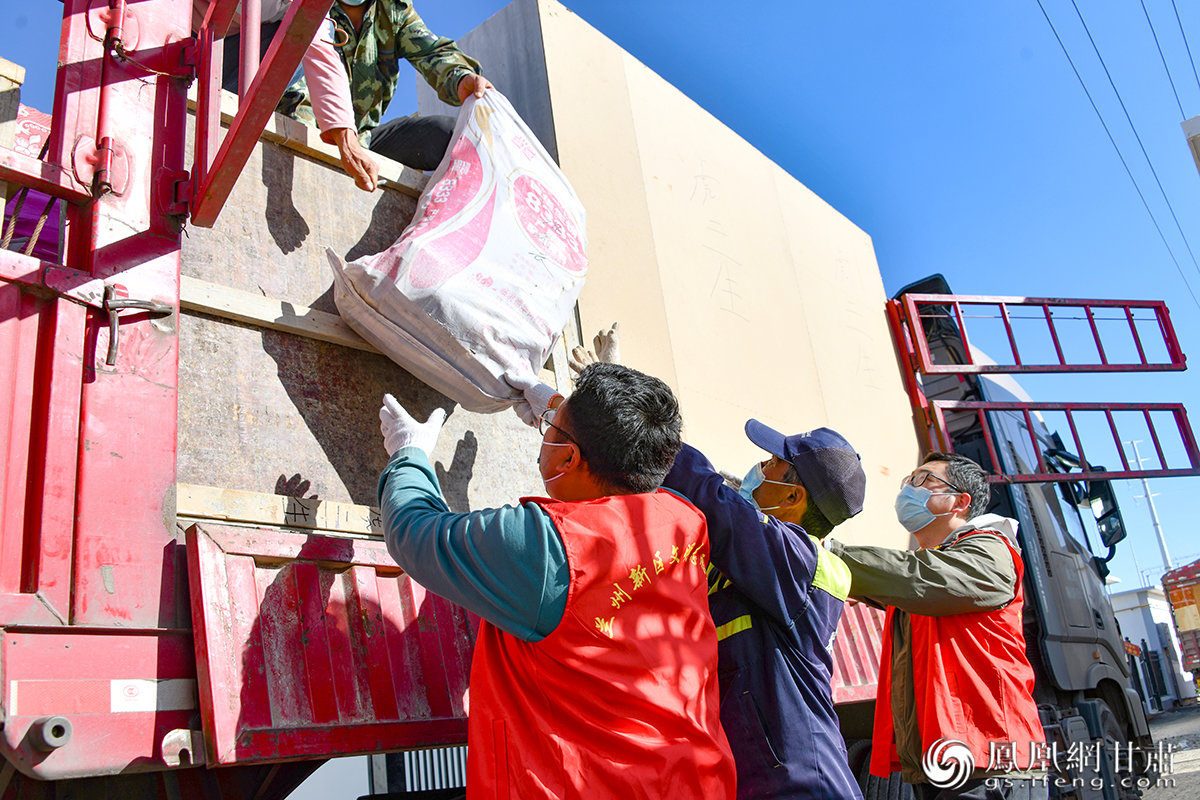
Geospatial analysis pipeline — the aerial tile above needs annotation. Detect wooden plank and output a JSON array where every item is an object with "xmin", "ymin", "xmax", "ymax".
[
  {"xmin": 176, "ymin": 483, "xmax": 383, "ymax": 537},
  {"xmin": 180, "ymin": 274, "xmax": 379, "ymax": 352},
  {"xmin": 179, "ymin": 275, "xmax": 562, "ymax": 387},
  {"xmin": 186, "ymin": 87, "xmax": 428, "ymax": 198}
]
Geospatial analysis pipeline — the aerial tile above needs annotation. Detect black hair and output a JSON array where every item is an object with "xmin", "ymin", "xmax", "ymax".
[
  {"xmin": 561, "ymin": 363, "xmax": 683, "ymax": 494},
  {"xmin": 922, "ymin": 452, "xmax": 990, "ymax": 519}
]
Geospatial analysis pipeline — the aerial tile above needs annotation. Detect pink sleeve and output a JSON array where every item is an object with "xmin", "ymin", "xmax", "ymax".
[{"xmin": 303, "ymin": 23, "xmax": 356, "ymax": 134}]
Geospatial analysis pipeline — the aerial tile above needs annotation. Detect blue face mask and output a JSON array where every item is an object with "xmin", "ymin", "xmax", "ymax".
[
  {"xmin": 894, "ymin": 484, "xmax": 957, "ymax": 533},
  {"xmin": 739, "ymin": 462, "xmax": 795, "ymax": 512}
]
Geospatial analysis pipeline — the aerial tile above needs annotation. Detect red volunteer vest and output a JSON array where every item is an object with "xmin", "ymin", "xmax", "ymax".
[
  {"xmin": 466, "ymin": 490, "xmax": 736, "ymax": 800},
  {"xmin": 871, "ymin": 531, "xmax": 1045, "ymax": 778}
]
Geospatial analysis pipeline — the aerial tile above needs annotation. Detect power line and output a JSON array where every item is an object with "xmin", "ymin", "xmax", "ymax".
[
  {"xmin": 1141, "ymin": 0, "xmax": 1185, "ymax": 119},
  {"xmin": 1069, "ymin": 0, "xmax": 1200, "ymax": 281},
  {"xmin": 1035, "ymin": 0, "xmax": 1200, "ymax": 310},
  {"xmin": 1169, "ymin": 0, "xmax": 1200, "ymax": 98}
]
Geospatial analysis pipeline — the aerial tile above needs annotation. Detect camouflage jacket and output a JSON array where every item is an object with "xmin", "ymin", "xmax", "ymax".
[{"xmin": 280, "ymin": 0, "xmax": 481, "ymax": 142}]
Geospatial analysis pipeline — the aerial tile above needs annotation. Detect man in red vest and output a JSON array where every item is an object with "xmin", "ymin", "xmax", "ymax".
[
  {"xmin": 377, "ymin": 363, "xmax": 736, "ymax": 799},
  {"xmin": 829, "ymin": 453, "xmax": 1047, "ymax": 800}
]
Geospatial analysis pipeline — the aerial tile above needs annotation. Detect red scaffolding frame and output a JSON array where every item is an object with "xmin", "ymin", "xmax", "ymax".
[
  {"xmin": 897, "ymin": 293, "xmax": 1186, "ymax": 374},
  {"xmin": 190, "ymin": 0, "xmax": 334, "ymax": 227},
  {"xmin": 0, "ymin": 0, "xmax": 353, "ymax": 784},
  {"xmin": 887, "ymin": 293, "xmax": 1200, "ymax": 484}
]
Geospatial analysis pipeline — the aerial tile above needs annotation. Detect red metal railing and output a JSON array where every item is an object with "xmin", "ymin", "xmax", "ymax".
[
  {"xmin": 930, "ymin": 401, "xmax": 1200, "ymax": 483},
  {"xmin": 887, "ymin": 293, "xmax": 1200, "ymax": 483},
  {"xmin": 899, "ymin": 293, "xmax": 1186, "ymax": 374}
]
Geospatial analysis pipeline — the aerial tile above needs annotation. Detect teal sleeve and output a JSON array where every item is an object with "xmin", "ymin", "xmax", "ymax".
[{"xmin": 378, "ymin": 447, "xmax": 569, "ymax": 641}]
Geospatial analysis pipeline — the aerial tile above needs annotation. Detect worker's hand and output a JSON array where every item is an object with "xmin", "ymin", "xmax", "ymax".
[
  {"xmin": 457, "ymin": 73, "xmax": 494, "ymax": 103},
  {"xmin": 327, "ymin": 127, "xmax": 379, "ymax": 192},
  {"xmin": 380, "ymin": 394, "xmax": 447, "ymax": 457},
  {"xmin": 504, "ymin": 372, "xmax": 562, "ymax": 427},
  {"xmin": 568, "ymin": 323, "xmax": 621, "ymax": 374}
]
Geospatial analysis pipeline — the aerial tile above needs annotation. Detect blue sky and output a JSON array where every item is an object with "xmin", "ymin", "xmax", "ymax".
[
  {"xmin": 5, "ymin": 0, "xmax": 1200, "ymax": 793},
  {"xmin": 404, "ymin": 0, "xmax": 1200, "ymax": 588},
  {"xmin": 5, "ymin": 0, "xmax": 1199, "ymax": 592}
]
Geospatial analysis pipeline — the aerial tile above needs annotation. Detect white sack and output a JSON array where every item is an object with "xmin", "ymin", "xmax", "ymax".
[{"xmin": 329, "ymin": 91, "xmax": 588, "ymax": 412}]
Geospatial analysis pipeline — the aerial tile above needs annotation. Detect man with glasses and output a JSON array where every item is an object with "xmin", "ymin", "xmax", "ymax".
[
  {"xmin": 375, "ymin": 363, "xmax": 736, "ymax": 799},
  {"xmin": 661, "ymin": 420, "xmax": 868, "ymax": 799},
  {"xmin": 828, "ymin": 453, "xmax": 1046, "ymax": 800}
]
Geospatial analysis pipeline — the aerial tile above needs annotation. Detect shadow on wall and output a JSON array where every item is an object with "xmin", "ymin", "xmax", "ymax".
[
  {"xmin": 262, "ymin": 144, "xmax": 310, "ymax": 255},
  {"xmin": 345, "ymin": 189, "xmax": 417, "ymax": 264},
  {"xmin": 259, "ymin": 327, "xmax": 451, "ymax": 505}
]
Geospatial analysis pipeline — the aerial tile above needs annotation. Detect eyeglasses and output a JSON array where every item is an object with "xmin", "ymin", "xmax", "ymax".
[
  {"xmin": 538, "ymin": 408, "xmax": 585, "ymax": 455},
  {"xmin": 901, "ymin": 470, "xmax": 965, "ymax": 493}
]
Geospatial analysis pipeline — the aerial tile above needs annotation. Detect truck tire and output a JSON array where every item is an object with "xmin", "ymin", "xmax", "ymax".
[
  {"xmin": 861, "ymin": 772, "xmax": 913, "ymax": 800},
  {"xmin": 851, "ymin": 741, "xmax": 913, "ymax": 800},
  {"xmin": 1096, "ymin": 701, "xmax": 1139, "ymax": 800},
  {"xmin": 1079, "ymin": 697, "xmax": 1140, "ymax": 800}
]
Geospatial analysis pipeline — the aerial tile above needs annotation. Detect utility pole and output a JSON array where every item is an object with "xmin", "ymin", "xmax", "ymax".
[{"xmin": 1125, "ymin": 440, "xmax": 1172, "ymax": 573}]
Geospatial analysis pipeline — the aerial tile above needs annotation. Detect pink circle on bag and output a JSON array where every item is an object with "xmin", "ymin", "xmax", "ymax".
[{"xmin": 511, "ymin": 173, "xmax": 587, "ymax": 276}]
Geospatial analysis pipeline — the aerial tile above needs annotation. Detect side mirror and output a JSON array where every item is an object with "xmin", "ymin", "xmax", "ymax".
[{"xmin": 1087, "ymin": 472, "xmax": 1126, "ymax": 548}]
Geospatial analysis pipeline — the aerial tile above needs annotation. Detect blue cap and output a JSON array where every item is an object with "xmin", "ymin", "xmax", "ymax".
[{"xmin": 744, "ymin": 420, "xmax": 866, "ymax": 526}]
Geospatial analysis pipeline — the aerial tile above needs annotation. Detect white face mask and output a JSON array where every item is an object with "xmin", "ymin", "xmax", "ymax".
[{"xmin": 539, "ymin": 441, "xmax": 573, "ymax": 485}]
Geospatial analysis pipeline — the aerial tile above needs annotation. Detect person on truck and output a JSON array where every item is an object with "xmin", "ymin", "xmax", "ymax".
[
  {"xmin": 376, "ymin": 363, "xmax": 736, "ymax": 799},
  {"xmin": 661, "ymin": 420, "xmax": 867, "ymax": 800},
  {"xmin": 828, "ymin": 453, "xmax": 1047, "ymax": 800},
  {"xmin": 288, "ymin": 0, "xmax": 493, "ymax": 172},
  {"xmin": 201, "ymin": 0, "xmax": 380, "ymax": 191},
  {"xmin": 216, "ymin": 0, "xmax": 492, "ymax": 184}
]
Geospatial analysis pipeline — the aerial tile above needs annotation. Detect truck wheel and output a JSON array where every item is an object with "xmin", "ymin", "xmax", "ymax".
[
  {"xmin": 845, "ymin": 739, "xmax": 872, "ymax": 783},
  {"xmin": 1096, "ymin": 701, "xmax": 1138, "ymax": 800},
  {"xmin": 851, "ymin": 742, "xmax": 913, "ymax": 800},
  {"xmin": 861, "ymin": 772, "xmax": 913, "ymax": 800}
]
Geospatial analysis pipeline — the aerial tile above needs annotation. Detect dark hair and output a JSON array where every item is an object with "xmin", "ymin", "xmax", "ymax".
[
  {"xmin": 783, "ymin": 464, "xmax": 834, "ymax": 537},
  {"xmin": 922, "ymin": 452, "xmax": 990, "ymax": 519},
  {"xmin": 561, "ymin": 363, "xmax": 683, "ymax": 494}
]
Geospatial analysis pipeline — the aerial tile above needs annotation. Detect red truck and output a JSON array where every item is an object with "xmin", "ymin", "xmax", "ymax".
[
  {"xmin": 2, "ymin": 2, "xmax": 1197, "ymax": 798},
  {"xmin": 1163, "ymin": 558, "xmax": 1200, "ymax": 678}
]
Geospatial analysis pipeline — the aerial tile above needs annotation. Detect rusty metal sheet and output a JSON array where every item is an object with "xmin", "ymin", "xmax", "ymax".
[
  {"xmin": 830, "ymin": 600, "xmax": 884, "ymax": 704},
  {"xmin": 186, "ymin": 522, "xmax": 475, "ymax": 765}
]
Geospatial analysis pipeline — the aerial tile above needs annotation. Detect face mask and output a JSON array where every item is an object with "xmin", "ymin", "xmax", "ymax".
[
  {"xmin": 894, "ymin": 484, "xmax": 958, "ymax": 533},
  {"xmin": 539, "ymin": 441, "xmax": 573, "ymax": 485},
  {"xmin": 738, "ymin": 462, "xmax": 796, "ymax": 512}
]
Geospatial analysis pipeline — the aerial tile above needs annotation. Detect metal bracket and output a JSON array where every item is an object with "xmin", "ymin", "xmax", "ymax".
[
  {"xmin": 103, "ymin": 284, "xmax": 174, "ymax": 366},
  {"xmin": 71, "ymin": 136, "xmax": 130, "ymax": 198},
  {"xmin": 157, "ymin": 168, "xmax": 192, "ymax": 218},
  {"xmin": 178, "ymin": 37, "xmax": 199, "ymax": 73},
  {"xmin": 161, "ymin": 729, "xmax": 206, "ymax": 767}
]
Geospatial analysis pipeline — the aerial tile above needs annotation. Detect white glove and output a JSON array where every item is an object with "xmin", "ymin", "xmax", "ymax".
[
  {"xmin": 380, "ymin": 394, "xmax": 447, "ymax": 456},
  {"xmin": 504, "ymin": 373, "xmax": 562, "ymax": 427},
  {"xmin": 568, "ymin": 322, "xmax": 621, "ymax": 374}
]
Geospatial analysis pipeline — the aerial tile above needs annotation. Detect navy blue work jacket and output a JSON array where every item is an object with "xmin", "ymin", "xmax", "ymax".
[{"xmin": 663, "ymin": 444, "xmax": 863, "ymax": 800}]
